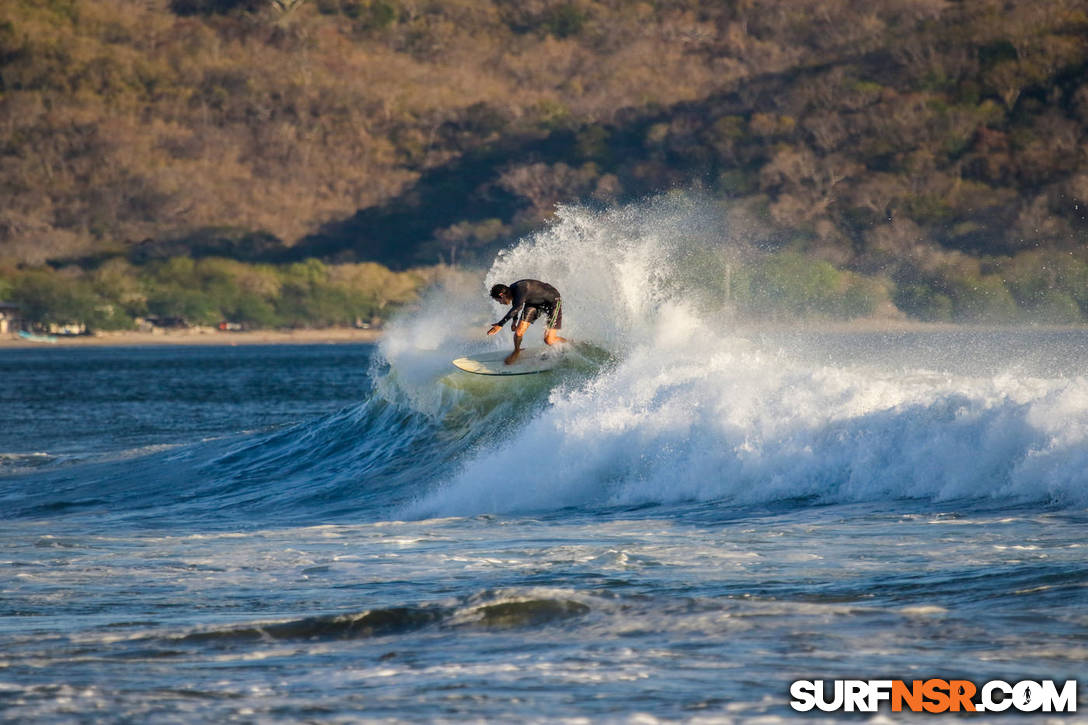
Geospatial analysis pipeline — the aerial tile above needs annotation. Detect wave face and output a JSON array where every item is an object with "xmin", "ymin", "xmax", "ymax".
[{"xmin": 4, "ymin": 196, "xmax": 1088, "ymax": 526}]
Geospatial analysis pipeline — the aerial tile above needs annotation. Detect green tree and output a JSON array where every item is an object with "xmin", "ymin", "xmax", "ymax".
[{"xmin": 11, "ymin": 270, "xmax": 98, "ymax": 327}]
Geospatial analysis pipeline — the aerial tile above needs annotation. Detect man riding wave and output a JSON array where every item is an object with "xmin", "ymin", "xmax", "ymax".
[{"xmin": 487, "ymin": 279, "xmax": 568, "ymax": 364}]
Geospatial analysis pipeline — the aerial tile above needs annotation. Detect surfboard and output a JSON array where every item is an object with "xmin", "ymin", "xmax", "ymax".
[{"xmin": 452, "ymin": 347, "xmax": 562, "ymax": 375}]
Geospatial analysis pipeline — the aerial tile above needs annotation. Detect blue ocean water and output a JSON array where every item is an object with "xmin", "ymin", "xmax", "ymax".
[{"xmin": 3, "ymin": 203, "xmax": 1088, "ymax": 721}]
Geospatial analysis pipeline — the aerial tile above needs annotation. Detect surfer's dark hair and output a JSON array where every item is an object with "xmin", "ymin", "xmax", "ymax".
[{"xmin": 490, "ymin": 284, "xmax": 510, "ymax": 300}]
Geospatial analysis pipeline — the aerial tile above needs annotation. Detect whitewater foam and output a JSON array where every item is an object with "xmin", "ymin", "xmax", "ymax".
[{"xmin": 376, "ymin": 196, "xmax": 1088, "ymax": 518}]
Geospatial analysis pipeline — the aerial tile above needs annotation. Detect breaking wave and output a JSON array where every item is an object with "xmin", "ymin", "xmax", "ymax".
[{"xmin": 4, "ymin": 195, "xmax": 1087, "ymax": 525}]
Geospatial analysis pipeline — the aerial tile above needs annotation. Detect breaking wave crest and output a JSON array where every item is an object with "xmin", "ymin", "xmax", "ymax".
[{"xmin": 395, "ymin": 196, "xmax": 1088, "ymax": 516}]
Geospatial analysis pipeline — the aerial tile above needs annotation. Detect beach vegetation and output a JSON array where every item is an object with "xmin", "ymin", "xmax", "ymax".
[
  {"xmin": 0, "ymin": 258, "xmax": 428, "ymax": 332},
  {"xmin": 734, "ymin": 252, "xmax": 887, "ymax": 321}
]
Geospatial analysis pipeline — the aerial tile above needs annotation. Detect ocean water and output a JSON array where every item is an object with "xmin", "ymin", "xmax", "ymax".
[{"xmin": 3, "ymin": 200, "xmax": 1088, "ymax": 722}]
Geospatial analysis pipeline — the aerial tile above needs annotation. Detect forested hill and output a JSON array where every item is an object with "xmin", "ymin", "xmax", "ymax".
[{"xmin": 3, "ymin": 0, "xmax": 1088, "ymax": 321}]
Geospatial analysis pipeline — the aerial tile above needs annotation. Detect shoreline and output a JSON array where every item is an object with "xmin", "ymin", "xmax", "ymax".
[
  {"xmin": 3, "ymin": 319, "xmax": 1086, "ymax": 350},
  {"xmin": 0, "ymin": 327, "xmax": 383, "ymax": 349}
]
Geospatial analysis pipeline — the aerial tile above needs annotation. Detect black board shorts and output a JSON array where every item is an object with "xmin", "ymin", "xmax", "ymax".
[{"xmin": 519, "ymin": 299, "xmax": 562, "ymax": 330}]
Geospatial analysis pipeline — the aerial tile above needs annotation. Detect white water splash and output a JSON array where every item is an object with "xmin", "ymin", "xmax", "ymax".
[{"xmin": 386, "ymin": 196, "xmax": 1088, "ymax": 517}]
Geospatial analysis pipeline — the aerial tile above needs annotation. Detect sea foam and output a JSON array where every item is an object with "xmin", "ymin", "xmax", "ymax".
[{"xmin": 389, "ymin": 196, "xmax": 1088, "ymax": 517}]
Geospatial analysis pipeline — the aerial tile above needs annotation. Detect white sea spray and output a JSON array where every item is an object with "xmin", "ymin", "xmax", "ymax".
[{"xmin": 387, "ymin": 196, "xmax": 1088, "ymax": 517}]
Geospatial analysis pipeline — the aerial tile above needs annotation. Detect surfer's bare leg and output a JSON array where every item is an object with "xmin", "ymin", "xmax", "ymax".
[
  {"xmin": 506, "ymin": 320, "xmax": 531, "ymax": 364},
  {"xmin": 544, "ymin": 328, "xmax": 567, "ymax": 345}
]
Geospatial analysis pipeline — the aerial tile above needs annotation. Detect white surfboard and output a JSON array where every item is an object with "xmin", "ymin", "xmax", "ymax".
[{"xmin": 452, "ymin": 347, "xmax": 561, "ymax": 376}]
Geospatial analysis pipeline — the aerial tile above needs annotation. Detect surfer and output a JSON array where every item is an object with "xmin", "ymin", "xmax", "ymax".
[{"xmin": 487, "ymin": 279, "xmax": 567, "ymax": 364}]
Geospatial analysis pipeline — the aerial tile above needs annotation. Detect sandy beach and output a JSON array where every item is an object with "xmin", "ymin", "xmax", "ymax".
[
  {"xmin": 0, "ymin": 327, "xmax": 382, "ymax": 348},
  {"xmin": 5, "ymin": 319, "xmax": 1085, "ymax": 349}
]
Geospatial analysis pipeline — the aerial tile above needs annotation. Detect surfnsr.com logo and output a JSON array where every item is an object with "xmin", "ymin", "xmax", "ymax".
[{"xmin": 790, "ymin": 679, "xmax": 1078, "ymax": 713}]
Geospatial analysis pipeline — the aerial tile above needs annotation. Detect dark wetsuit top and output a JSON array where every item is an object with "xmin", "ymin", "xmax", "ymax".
[{"xmin": 494, "ymin": 279, "xmax": 562, "ymax": 330}]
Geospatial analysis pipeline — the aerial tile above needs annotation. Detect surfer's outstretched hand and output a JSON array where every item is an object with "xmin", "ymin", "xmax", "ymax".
[{"xmin": 487, "ymin": 325, "xmax": 502, "ymax": 336}]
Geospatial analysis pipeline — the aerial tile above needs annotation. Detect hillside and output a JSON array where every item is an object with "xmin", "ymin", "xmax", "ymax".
[{"xmin": 3, "ymin": 0, "xmax": 1088, "ymax": 324}]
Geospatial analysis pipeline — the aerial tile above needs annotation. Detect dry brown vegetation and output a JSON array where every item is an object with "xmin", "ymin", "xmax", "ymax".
[
  {"xmin": 1, "ymin": 0, "xmax": 784, "ymax": 263},
  {"xmin": 3, "ymin": 0, "xmax": 1088, "ymax": 323}
]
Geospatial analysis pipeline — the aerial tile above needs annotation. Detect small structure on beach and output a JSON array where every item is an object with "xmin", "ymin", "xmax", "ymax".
[
  {"xmin": 47, "ymin": 322, "xmax": 87, "ymax": 336},
  {"xmin": 0, "ymin": 303, "xmax": 21, "ymax": 335}
]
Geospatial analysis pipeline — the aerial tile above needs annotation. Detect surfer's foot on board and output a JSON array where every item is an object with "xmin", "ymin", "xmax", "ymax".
[
  {"xmin": 544, "ymin": 331, "xmax": 567, "ymax": 345},
  {"xmin": 504, "ymin": 350, "xmax": 521, "ymax": 365}
]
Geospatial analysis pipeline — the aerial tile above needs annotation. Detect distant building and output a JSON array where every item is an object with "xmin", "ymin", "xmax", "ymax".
[
  {"xmin": 0, "ymin": 303, "xmax": 21, "ymax": 335},
  {"xmin": 47, "ymin": 322, "xmax": 87, "ymax": 336}
]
